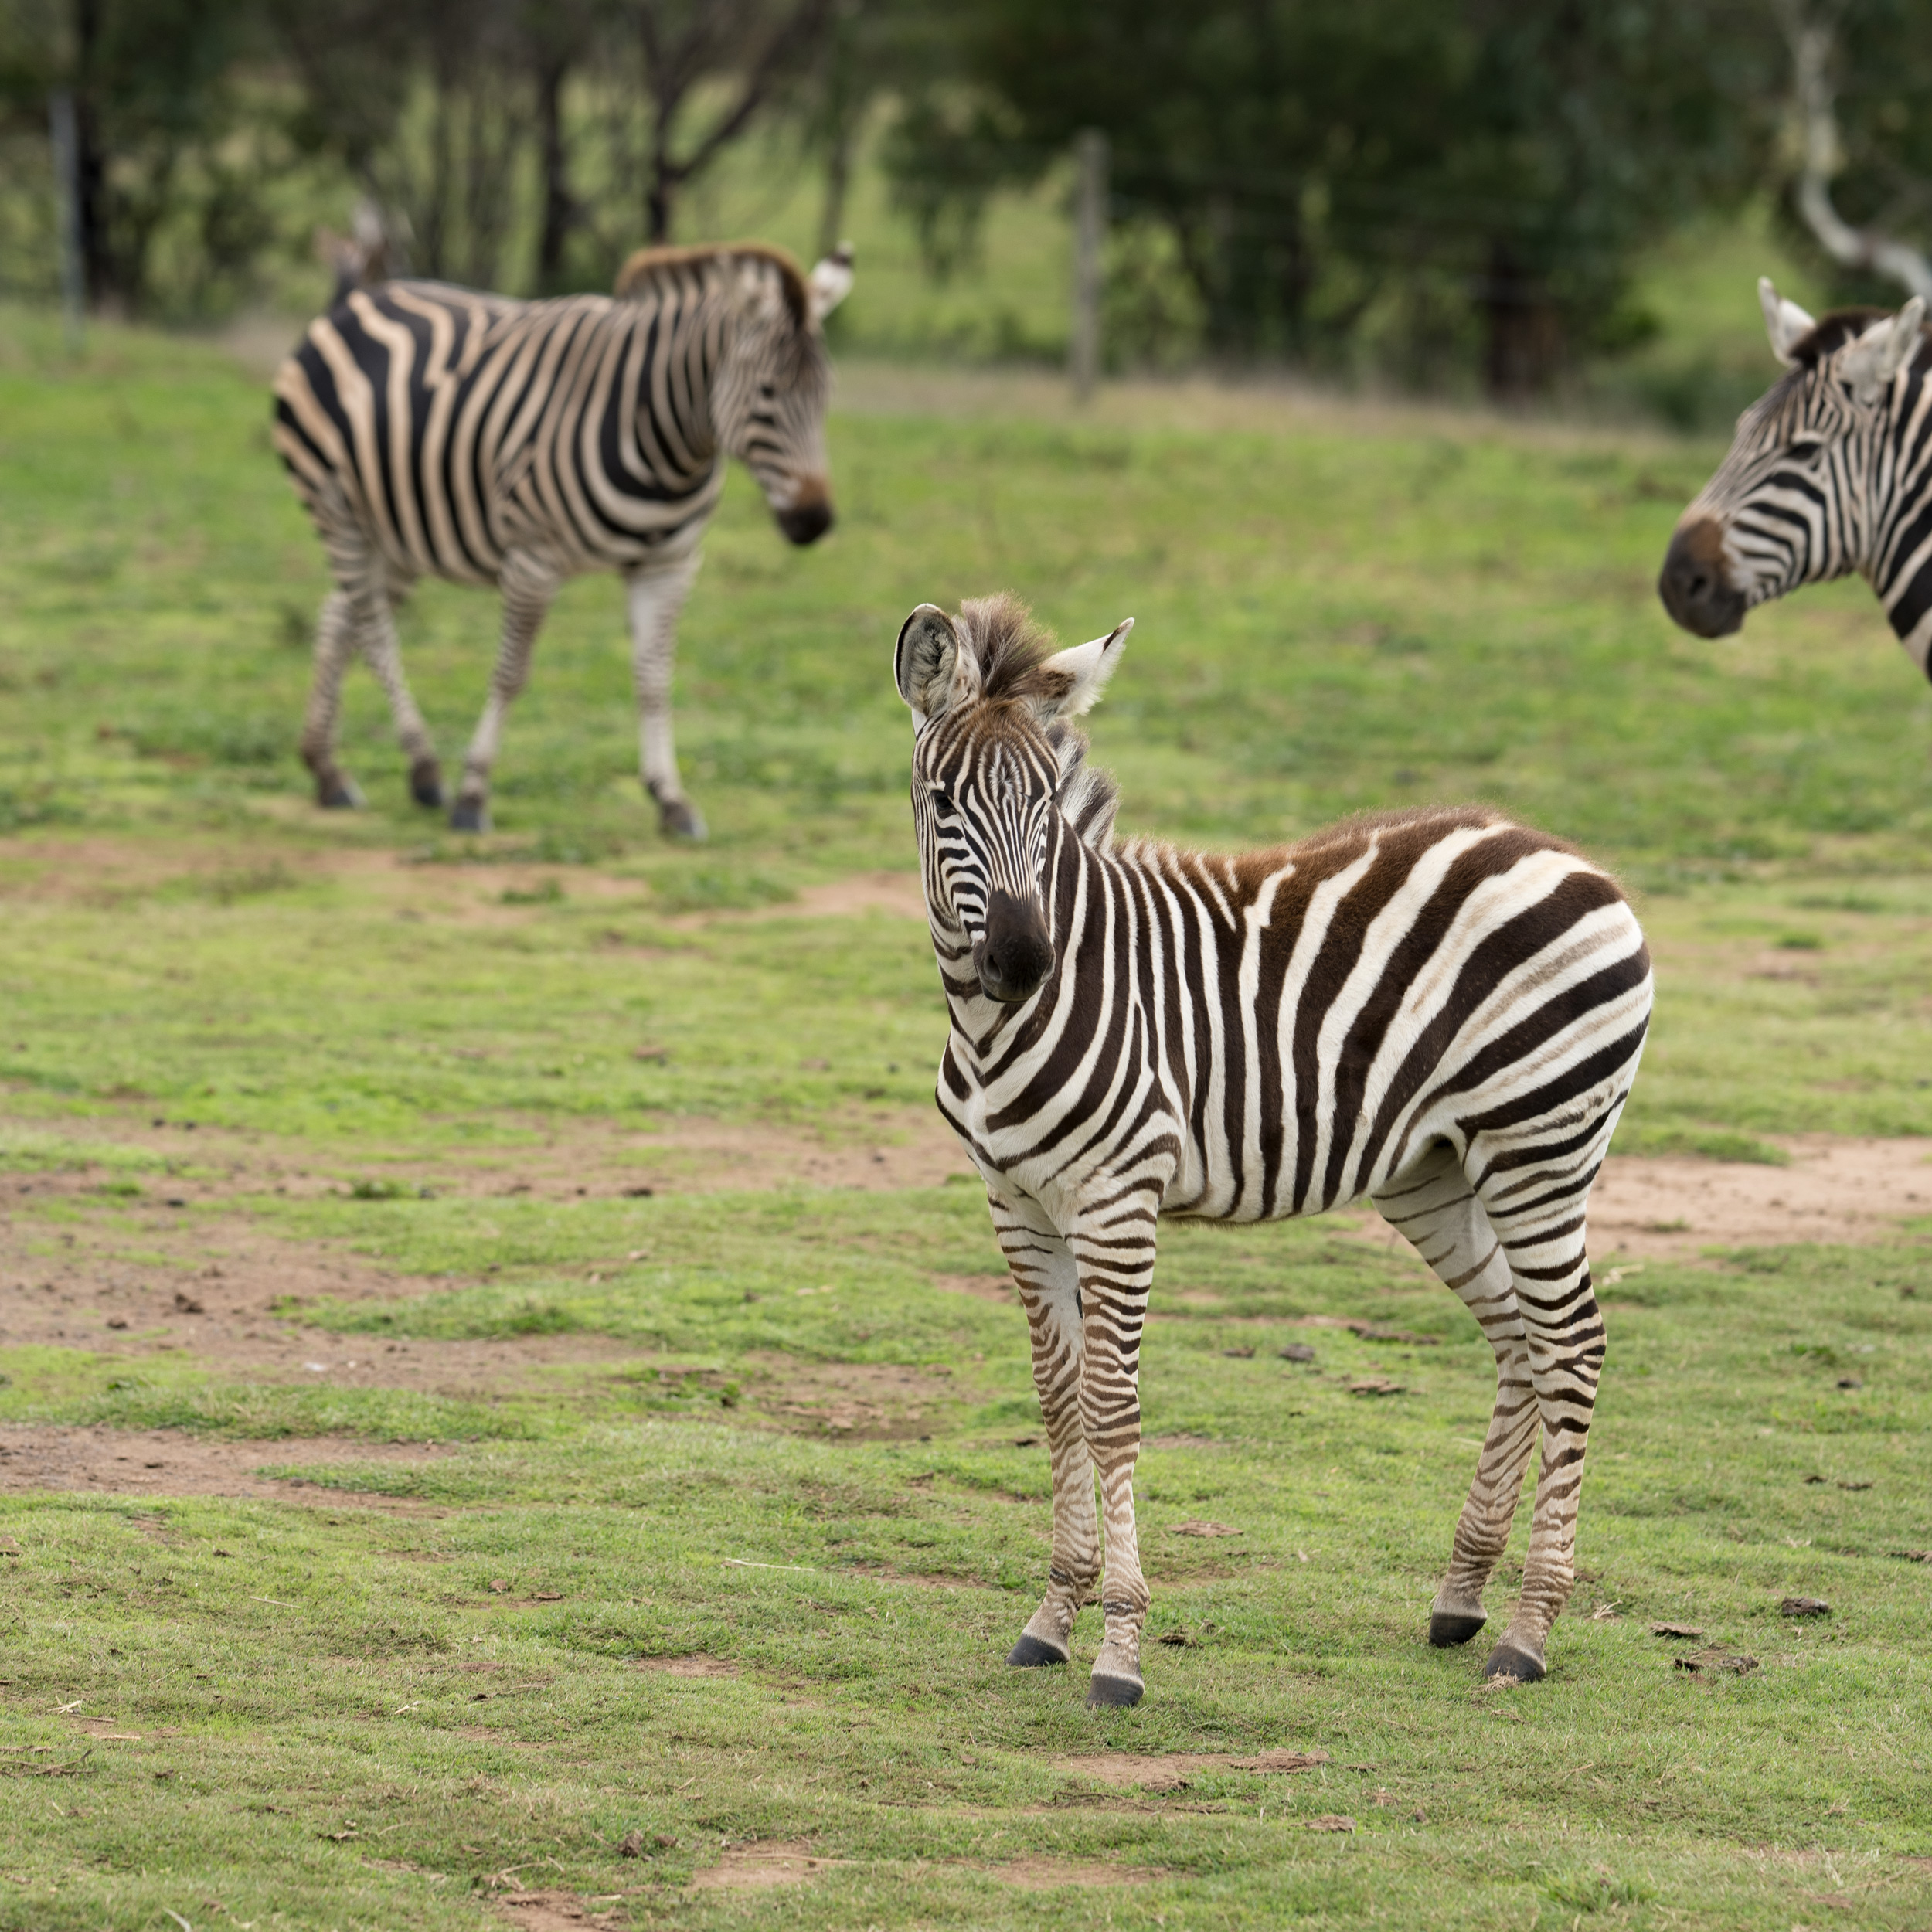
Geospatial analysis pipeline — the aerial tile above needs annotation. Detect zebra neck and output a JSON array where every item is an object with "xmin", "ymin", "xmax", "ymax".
[
  {"xmin": 1872, "ymin": 370, "xmax": 1932, "ymax": 672},
  {"xmin": 622, "ymin": 287, "xmax": 726, "ymax": 478}
]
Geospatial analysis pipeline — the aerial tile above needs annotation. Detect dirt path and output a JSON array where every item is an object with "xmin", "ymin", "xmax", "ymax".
[
  {"xmin": 0, "ymin": 1427, "xmax": 452, "ymax": 1501},
  {"xmin": 1589, "ymin": 1134, "xmax": 1932, "ymax": 1258}
]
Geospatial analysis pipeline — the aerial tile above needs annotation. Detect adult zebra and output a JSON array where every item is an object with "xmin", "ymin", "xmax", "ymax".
[
  {"xmin": 273, "ymin": 242, "xmax": 853, "ymax": 835},
  {"xmin": 896, "ymin": 595, "xmax": 1652, "ymax": 1706},
  {"xmin": 1659, "ymin": 279, "xmax": 1930, "ymax": 656}
]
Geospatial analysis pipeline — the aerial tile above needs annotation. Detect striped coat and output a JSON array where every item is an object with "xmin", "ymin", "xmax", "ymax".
[
  {"xmin": 896, "ymin": 594, "xmax": 1652, "ymax": 1706},
  {"xmin": 273, "ymin": 243, "xmax": 852, "ymax": 835}
]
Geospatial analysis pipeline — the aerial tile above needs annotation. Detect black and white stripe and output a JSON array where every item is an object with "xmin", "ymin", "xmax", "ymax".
[
  {"xmin": 273, "ymin": 242, "xmax": 852, "ymax": 834},
  {"xmin": 1661, "ymin": 278, "xmax": 1932, "ymax": 663},
  {"xmin": 896, "ymin": 594, "xmax": 1654, "ymax": 1706}
]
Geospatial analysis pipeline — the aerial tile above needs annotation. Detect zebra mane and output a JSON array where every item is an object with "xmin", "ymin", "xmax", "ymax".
[
  {"xmin": 613, "ymin": 242, "xmax": 811, "ymax": 329},
  {"xmin": 952, "ymin": 593, "xmax": 1122, "ymax": 851},
  {"xmin": 1785, "ymin": 306, "xmax": 1924, "ymax": 370}
]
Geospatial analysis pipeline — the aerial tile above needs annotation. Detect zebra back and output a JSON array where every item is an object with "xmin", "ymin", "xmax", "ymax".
[{"xmin": 272, "ymin": 246, "xmax": 838, "ymax": 587}]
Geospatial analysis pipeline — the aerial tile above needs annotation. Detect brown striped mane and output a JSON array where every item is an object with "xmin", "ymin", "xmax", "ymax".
[
  {"xmin": 613, "ymin": 242, "xmax": 810, "ymax": 328},
  {"xmin": 953, "ymin": 593, "xmax": 1071, "ymax": 707}
]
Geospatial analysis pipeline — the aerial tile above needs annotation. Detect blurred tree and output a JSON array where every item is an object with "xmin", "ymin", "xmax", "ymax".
[
  {"xmin": 274, "ymin": 0, "xmax": 532, "ymax": 287},
  {"xmin": 524, "ymin": 0, "xmax": 600, "ymax": 290},
  {"xmin": 621, "ymin": 0, "xmax": 835, "ymax": 242},
  {"xmin": 0, "ymin": 0, "xmax": 270, "ymax": 314},
  {"xmin": 885, "ymin": 0, "xmax": 1774, "ymax": 395},
  {"xmin": 1777, "ymin": 0, "xmax": 1932, "ymax": 306}
]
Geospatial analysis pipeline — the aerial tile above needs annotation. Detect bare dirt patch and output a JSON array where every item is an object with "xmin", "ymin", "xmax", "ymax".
[
  {"xmin": 669, "ymin": 869, "xmax": 927, "ymax": 929},
  {"xmin": 493, "ymin": 1892, "xmax": 621, "ymax": 1930},
  {"xmin": 0, "ymin": 1098, "xmax": 970, "ymax": 1208},
  {"xmin": 740, "ymin": 1354, "xmax": 958, "ymax": 1440},
  {"xmin": 1587, "ymin": 1136, "xmax": 1932, "ymax": 1257},
  {"xmin": 1337, "ymin": 1137, "xmax": 1932, "ymax": 1264},
  {"xmin": 1054, "ymin": 1750, "xmax": 1328, "ymax": 1792},
  {"xmin": 929, "ymin": 1271, "xmax": 1013, "ymax": 1305},
  {"xmin": 638, "ymin": 1656, "xmax": 737, "ymax": 1679},
  {"xmin": 688, "ymin": 1842, "xmax": 838, "ymax": 1890},
  {"xmin": 978, "ymin": 1855, "xmax": 1165, "ymax": 1890},
  {"xmin": 0, "ymin": 1426, "xmax": 450, "ymax": 1499}
]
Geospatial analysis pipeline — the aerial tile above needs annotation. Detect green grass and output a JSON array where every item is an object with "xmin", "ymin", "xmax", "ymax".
[
  {"xmin": 5, "ymin": 301, "xmax": 1932, "ymax": 1926},
  {"xmin": 3, "ymin": 1225, "xmax": 1931, "ymax": 1928}
]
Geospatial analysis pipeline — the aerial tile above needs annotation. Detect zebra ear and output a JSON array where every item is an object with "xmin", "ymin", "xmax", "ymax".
[
  {"xmin": 808, "ymin": 245, "xmax": 854, "ymax": 326},
  {"xmin": 1033, "ymin": 619, "xmax": 1133, "ymax": 721},
  {"xmin": 1760, "ymin": 277, "xmax": 1815, "ymax": 366},
  {"xmin": 1840, "ymin": 298, "xmax": 1927, "ymax": 404},
  {"xmin": 896, "ymin": 604, "xmax": 979, "ymax": 723}
]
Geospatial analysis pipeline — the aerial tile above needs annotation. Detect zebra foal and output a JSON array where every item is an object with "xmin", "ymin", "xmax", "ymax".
[
  {"xmin": 274, "ymin": 242, "xmax": 852, "ymax": 835},
  {"xmin": 1660, "ymin": 278, "xmax": 1930, "ymax": 658},
  {"xmin": 896, "ymin": 595, "xmax": 1653, "ymax": 1706}
]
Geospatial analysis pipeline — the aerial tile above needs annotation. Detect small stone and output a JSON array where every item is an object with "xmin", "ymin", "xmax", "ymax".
[
  {"xmin": 1278, "ymin": 1344, "xmax": 1316, "ymax": 1362},
  {"xmin": 1780, "ymin": 1596, "xmax": 1831, "ymax": 1618}
]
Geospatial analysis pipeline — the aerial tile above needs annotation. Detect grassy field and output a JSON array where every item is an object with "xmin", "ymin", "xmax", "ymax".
[{"xmin": 2, "ymin": 303, "xmax": 1932, "ymax": 1930}]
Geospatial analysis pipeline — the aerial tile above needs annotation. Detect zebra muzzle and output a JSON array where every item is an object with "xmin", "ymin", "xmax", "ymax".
[
  {"xmin": 1658, "ymin": 516, "xmax": 1747, "ymax": 638},
  {"xmin": 975, "ymin": 889, "xmax": 1054, "ymax": 1003}
]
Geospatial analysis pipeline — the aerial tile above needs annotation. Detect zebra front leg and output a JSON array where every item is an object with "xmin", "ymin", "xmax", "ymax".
[
  {"xmin": 1471, "ymin": 1140, "xmax": 1612, "ymax": 1683},
  {"xmin": 1375, "ymin": 1147, "xmax": 1537, "ymax": 1651},
  {"xmin": 301, "ymin": 589, "xmax": 364, "ymax": 808},
  {"xmin": 988, "ymin": 1191, "xmax": 1098, "ymax": 1669},
  {"xmin": 1073, "ymin": 1194, "xmax": 1161, "ymax": 1709},
  {"xmin": 626, "ymin": 549, "xmax": 705, "ymax": 839},
  {"xmin": 453, "ymin": 552, "xmax": 560, "ymax": 832},
  {"xmin": 355, "ymin": 573, "xmax": 444, "ymax": 809}
]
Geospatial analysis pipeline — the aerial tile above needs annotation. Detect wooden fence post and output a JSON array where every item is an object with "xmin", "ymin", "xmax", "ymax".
[
  {"xmin": 48, "ymin": 89, "xmax": 84, "ymax": 354},
  {"xmin": 1070, "ymin": 128, "xmax": 1107, "ymax": 402}
]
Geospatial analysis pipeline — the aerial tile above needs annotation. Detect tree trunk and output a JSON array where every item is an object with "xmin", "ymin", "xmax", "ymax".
[
  {"xmin": 645, "ymin": 151, "xmax": 676, "ymax": 247},
  {"xmin": 817, "ymin": 118, "xmax": 851, "ymax": 261},
  {"xmin": 73, "ymin": 0, "xmax": 114, "ymax": 310},
  {"xmin": 535, "ymin": 56, "xmax": 574, "ymax": 291},
  {"xmin": 422, "ymin": 61, "xmax": 454, "ymax": 277},
  {"xmin": 1481, "ymin": 241, "xmax": 1563, "ymax": 400}
]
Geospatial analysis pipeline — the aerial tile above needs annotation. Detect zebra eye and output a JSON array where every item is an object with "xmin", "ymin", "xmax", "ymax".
[
  {"xmin": 927, "ymin": 786, "xmax": 955, "ymax": 815},
  {"xmin": 1788, "ymin": 437, "xmax": 1825, "ymax": 458}
]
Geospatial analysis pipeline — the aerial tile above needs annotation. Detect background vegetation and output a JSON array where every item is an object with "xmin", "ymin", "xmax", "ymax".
[{"xmin": 6, "ymin": 0, "xmax": 1932, "ymax": 411}]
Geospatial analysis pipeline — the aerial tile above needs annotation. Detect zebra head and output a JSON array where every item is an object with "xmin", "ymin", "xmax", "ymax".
[
  {"xmin": 1660, "ymin": 280, "xmax": 1927, "ymax": 641},
  {"xmin": 896, "ymin": 595, "xmax": 1131, "ymax": 1005},
  {"xmin": 709, "ymin": 247, "xmax": 854, "ymax": 546}
]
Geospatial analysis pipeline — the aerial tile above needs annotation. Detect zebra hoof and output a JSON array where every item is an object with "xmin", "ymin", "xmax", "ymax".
[
  {"xmin": 450, "ymin": 798, "xmax": 490, "ymax": 834},
  {"xmin": 1085, "ymin": 1669, "xmax": 1145, "ymax": 1709},
  {"xmin": 1429, "ymin": 1611, "xmax": 1488, "ymax": 1648},
  {"xmin": 658, "ymin": 797, "xmax": 706, "ymax": 841},
  {"xmin": 316, "ymin": 774, "xmax": 364, "ymax": 810},
  {"xmin": 1006, "ymin": 1633, "xmax": 1070, "ymax": 1668},
  {"xmin": 1481, "ymin": 1643, "xmax": 1546, "ymax": 1684},
  {"xmin": 409, "ymin": 757, "xmax": 445, "ymax": 810}
]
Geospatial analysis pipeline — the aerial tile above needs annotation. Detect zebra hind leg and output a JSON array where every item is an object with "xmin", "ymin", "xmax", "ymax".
[
  {"xmin": 301, "ymin": 589, "xmax": 365, "ymax": 808},
  {"xmin": 988, "ymin": 1193, "xmax": 1099, "ymax": 1672},
  {"xmin": 355, "ymin": 577, "xmax": 444, "ymax": 811},
  {"xmin": 454, "ymin": 553, "xmax": 559, "ymax": 832},
  {"xmin": 1373, "ymin": 1145, "xmax": 1538, "ymax": 1656}
]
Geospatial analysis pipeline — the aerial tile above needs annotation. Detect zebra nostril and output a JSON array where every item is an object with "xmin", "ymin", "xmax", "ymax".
[
  {"xmin": 1658, "ymin": 522, "xmax": 1747, "ymax": 638},
  {"xmin": 978, "ymin": 890, "xmax": 1053, "ymax": 1002}
]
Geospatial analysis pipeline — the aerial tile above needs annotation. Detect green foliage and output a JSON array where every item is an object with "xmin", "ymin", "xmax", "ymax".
[{"xmin": 886, "ymin": 0, "xmax": 1781, "ymax": 389}]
